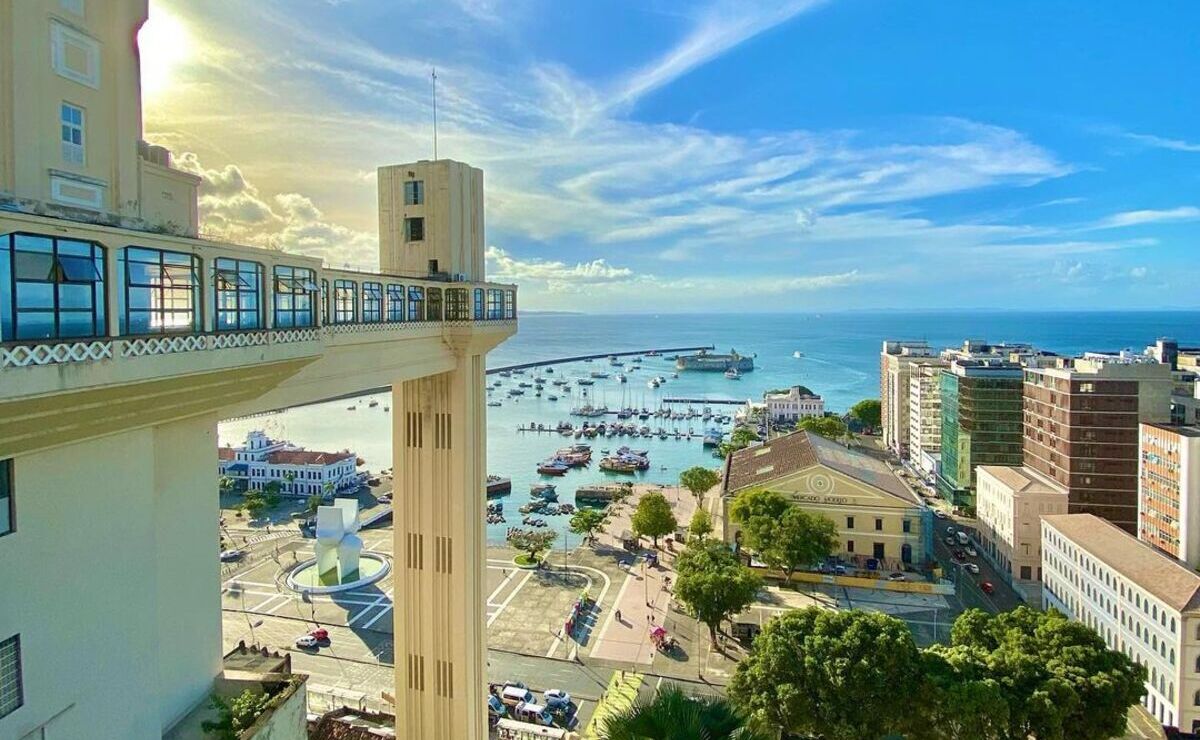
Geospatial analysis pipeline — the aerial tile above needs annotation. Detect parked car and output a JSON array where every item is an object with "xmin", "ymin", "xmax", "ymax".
[
  {"xmin": 502, "ymin": 680, "xmax": 528, "ymax": 691},
  {"xmin": 308, "ymin": 628, "xmax": 329, "ymax": 642},
  {"xmin": 543, "ymin": 689, "xmax": 571, "ymax": 710},
  {"xmin": 966, "ymin": 546, "xmax": 977, "ymax": 557},
  {"xmin": 887, "ymin": 572, "xmax": 907, "ymax": 582},
  {"xmin": 512, "ymin": 702, "xmax": 555, "ymax": 726},
  {"xmin": 934, "ymin": 510, "xmax": 947, "ymax": 519},
  {"xmin": 980, "ymin": 581, "xmax": 995, "ymax": 594},
  {"xmin": 378, "ymin": 493, "xmax": 392, "ymax": 504},
  {"xmin": 294, "ymin": 634, "xmax": 319, "ymax": 649},
  {"xmin": 964, "ymin": 563, "xmax": 980, "ymax": 575},
  {"xmin": 946, "ymin": 525, "xmax": 955, "ymax": 535},
  {"xmin": 487, "ymin": 695, "xmax": 506, "ymax": 718},
  {"xmin": 219, "ymin": 549, "xmax": 244, "ymax": 562},
  {"xmin": 955, "ymin": 531, "xmax": 970, "ymax": 546},
  {"xmin": 500, "ymin": 686, "xmax": 533, "ymax": 707},
  {"xmin": 943, "ymin": 535, "xmax": 955, "ymax": 546}
]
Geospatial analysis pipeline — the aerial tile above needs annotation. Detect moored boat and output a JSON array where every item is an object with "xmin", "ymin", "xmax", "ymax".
[{"xmin": 486, "ymin": 475, "xmax": 512, "ymax": 497}]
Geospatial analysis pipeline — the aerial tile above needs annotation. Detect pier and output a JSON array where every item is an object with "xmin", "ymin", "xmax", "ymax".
[
  {"xmin": 661, "ymin": 397, "xmax": 745, "ymax": 405},
  {"xmin": 486, "ymin": 345, "xmax": 714, "ymax": 375}
]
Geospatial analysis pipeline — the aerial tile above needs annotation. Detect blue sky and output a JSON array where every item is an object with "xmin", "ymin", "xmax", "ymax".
[{"xmin": 143, "ymin": 0, "xmax": 1200, "ymax": 312}]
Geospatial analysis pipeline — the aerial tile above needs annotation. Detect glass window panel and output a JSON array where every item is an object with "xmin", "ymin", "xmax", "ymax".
[
  {"xmin": 15, "ymin": 312, "xmax": 54, "ymax": 340},
  {"xmin": 128, "ymin": 261, "xmax": 158, "ymax": 286},
  {"xmin": 57, "ymin": 310, "xmax": 92, "ymax": 337},
  {"xmin": 276, "ymin": 312, "xmax": 294, "ymax": 328},
  {"xmin": 161, "ymin": 250, "xmax": 193, "ymax": 266},
  {"xmin": 239, "ymin": 310, "xmax": 259, "ymax": 329},
  {"xmin": 13, "ymin": 252, "xmax": 55, "ymax": 281},
  {"xmin": 58, "ymin": 282, "xmax": 91, "ymax": 309},
  {"xmin": 124, "ymin": 247, "xmax": 160, "ymax": 263},
  {"xmin": 13, "ymin": 234, "xmax": 52, "ymax": 253},
  {"xmin": 128, "ymin": 286, "xmax": 152, "ymax": 310},
  {"xmin": 58, "ymin": 254, "xmax": 99, "ymax": 282},
  {"xmin": 16, "ymin": 282, "xmax": 54, "ymax": 309}
]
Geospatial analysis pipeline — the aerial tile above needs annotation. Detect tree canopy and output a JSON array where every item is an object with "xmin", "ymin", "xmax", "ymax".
[
  {"xmin": 796, "ymin": 415, "xmax": 848, "ymax": 440},
  {"xmin": 569, "ymin": 507, "xmax": 607, "ymax": 543},
  {"xmin": 728, "ymin": 489, "xmax": 791, "ymax": 554},
  {"xmin": 679, "ymin": 466, "xmax": 721, "ymax": 501},
  {"xmin": 674, "ymin": 540, "xmax": 762, "ymax": 646},
  {"xmin": 849, "ymin": 398, "xmax": 882, "ymax": 430},
  {"xmin": 729, "ymin": 608, "xmax": 928, "ymax": 740},
  {"xmin": 507, "ymin": 528, "xmax": 557, "ymax": 561},
  {"xmin": 759, "ymin": 507, "xmax": 837, "ymax": 579},
  {"xmin": 631, "ymin": 492, "xmax": 678, "ymax": 547},
  {"xmin": 689, "ymin": 508, "xmax": 714, "ymax": 541},
  {"xmin": 598, "ymin": 683, "xmax": 767, "ymax": 740},
  {"xmin": 729, "ymin": 605, "xmax": 1145, "ymax": 740}
]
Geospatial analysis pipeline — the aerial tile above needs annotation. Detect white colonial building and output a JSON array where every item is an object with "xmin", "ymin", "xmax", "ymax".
[
  {"xmin": 764, "ymin": 385, "xmax": 824, "ymax": 425},
  {"xmin": 218, "ymin": 431, "xmax": 360, "ymax": 496},
  {"xmin": 1042, "ymin": 513, "xmax": 1200, "ymax": 731}
]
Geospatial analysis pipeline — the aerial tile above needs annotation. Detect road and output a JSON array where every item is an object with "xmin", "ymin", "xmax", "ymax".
[{"xmin": 930, "ymin": 518, "xmax": 1024, "ymax": 614}]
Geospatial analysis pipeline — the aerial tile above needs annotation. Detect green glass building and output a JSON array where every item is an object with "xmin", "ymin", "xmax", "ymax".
[{"xmin": 936, "ymin": 360, "xmax": 1025, "ymax": 510}]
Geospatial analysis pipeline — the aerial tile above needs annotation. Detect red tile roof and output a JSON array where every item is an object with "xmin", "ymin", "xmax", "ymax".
[
  {"xmin": 218, "ymin": 446, "xmax": 236, "ymax": 461},
  {"xmin": 266, "ymin": 450, "xmax": 355, "ymax": 466}
]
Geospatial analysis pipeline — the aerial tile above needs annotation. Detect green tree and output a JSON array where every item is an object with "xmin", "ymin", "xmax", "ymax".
[
  {"xmin": 598, "ymin": 683, "xmax": 767, "ymax": 740},
  {"xmin": 264, "ymin": 491, "xmax": 282, "ymax": 507},
  {"xmin": 727, "ymin": 489, "xmax": 790, "ymax": 554},
  {"xmin": 218, "ymin": 475, "xmax": 235, "ymax": 494},
  {"xmin": 796, "ymin": 415, "xmax": 848, "ymax": 440},
  {"xmin": 242, "ymin": 492, "xmax": 267, "ymax": 518},
  {"xmin": 263, "ymin": 479, "xmax": 283, "ymax": 497},
  {"xmin": 201, "ymin": 689, "xmax": 272, "ymax": 739},
  {"xmin": 679, "ymin": 466, "xmax": 720, "ymax": 502},
  {"xmin": 674, "ymin": 540, "xmax": 762, "ymax": 647},
  {"xmin": 507, "ymin": 528, "xmax": 557, "ymax": 562},
  {"xmin": 848, "ymin": 398, "xmax": 882, "ymax": 430},
  {"xmin": 917, "ymin": 648, "xmax": 1010, "ymax": 740},
  {"xmin": 305, "ymin": 494, "xmax": 323, "ymax": 515},
  {"xmin": 729, "ymin": 607, "xmax": 924, "ymax": 740},
  {"xmin": 760, "ymin": 507, "xmax": 837, "ymax": 580},
  {"xmin": 322, "ymin": 481, "xmax": 335, "ymax": 499},
  {"xmin": 718, "ymin": 427, "xmax": 760, "ymax": 459},
  {"xmin": 630, "ymin": 492, "xmax": 677, "ymax": 548},
  {"xmin": 937, "ymin": 606, "xmax": 1145, "ymax": 740},
  {"xmin": 569, "ymin": 507, "xmax": 607, "ymax": 544},
  {"xmin": 688, "ymin": 508, "xmax": 713, "ymax": 541}
]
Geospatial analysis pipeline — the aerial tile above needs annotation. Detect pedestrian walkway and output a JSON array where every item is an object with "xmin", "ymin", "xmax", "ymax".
[{"xmin": 584, "ymin": 671, "xmax": 643, "ymax": 738}]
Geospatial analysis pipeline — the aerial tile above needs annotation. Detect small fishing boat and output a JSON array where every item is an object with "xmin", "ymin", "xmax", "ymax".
[
  {"xmin": 547, "ymin": 394, "xmax": 559, "ymax": 401},
  {"xmin": 530, "ymin": 482, "xmax": 557, "ymax": 496},
  {"xmin": 793, "ymin": 350, "xmax": 804, "ymax": 358},
  {"xmin": 486, "ymin": 475, "xmax": 512, "ymax": 497},
  {"xmin": 346, "ymin": 405, "xmax": 356, "ymax": 411},
  {"xmin": 537, "ymin": 460, "xmax": 570, "ymax": 476},
  {"xmin": 725, "ymin": 368, "xmax": 741, "ymax": 380},
  {"xmin": 577, "ymin": 378, "xmax": 595, "ymax": 386},
  {"xmin": 545, "ymin": 367, "xmax": 554, "ymax": 374},
  {"xmin": 487, "ymin": 401, "xmax": 502, "ymax": 407},
  {"xmin": 368, "ymin": 400, "xmax": 379, "ymax": 408},
  {"xmin": 648, "ymin": 378, "xmax": 660, "ymax": 389},
  {"xmin": 616, "ymin": 373, "xmax": 627, "ymax": 383}
]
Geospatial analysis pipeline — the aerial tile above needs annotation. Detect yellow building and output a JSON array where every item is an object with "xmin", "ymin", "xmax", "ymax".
[
  {"xmin": 0, "ymin": 3, "xmax": 515, "ymax": 739},
  {"xmin": 720, "ymin": 430, "xmax": 931, "ymax": 569}
]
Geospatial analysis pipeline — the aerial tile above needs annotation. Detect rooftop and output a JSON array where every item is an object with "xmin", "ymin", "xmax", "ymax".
[
  {"xmin": 1143, "ymin": 423, "xmax": 1200, "ymax": 438},
  {"xmin": 266, "ymin": 450, "xmax": 356, "ymax": 466},
  {"xmin": 976, "ymin": 465, "xmax": 1067, "ymax": 496},
  {"xmin": 724, "ymin": 430, "xmax": 919, "ymax": 504},
  {"xmin": 1042, "ymin": 513, "xmax": 1200, "ymax": 612}
]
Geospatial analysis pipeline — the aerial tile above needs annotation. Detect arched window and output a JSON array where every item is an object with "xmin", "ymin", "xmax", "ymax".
[{"xmin": 1193, "ymin": 689, "xmax": 1200, "ymax": 707}]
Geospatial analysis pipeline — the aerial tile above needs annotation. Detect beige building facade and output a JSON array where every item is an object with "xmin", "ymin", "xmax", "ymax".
[
  {"xmin": 1042, "ymin": 514, "xmax": 1200, "ymax": 731},
  {"xmin": 975, "ymin": 465, "xmax": 1067, "ymax": 583},
  {"xmin": 721, "ymin": 430, "xmax": 930, "ymax": 569},
  {"xmin": 880, "ymin": 340, "xmax": 934, "ymax": 458},
  {"xmin": 907, "ymin": 361, "xmax": 948, "ymax": 477},
  {"xmin": 0, "ymin": 4, "xmax": 515, "ymax": 738}
]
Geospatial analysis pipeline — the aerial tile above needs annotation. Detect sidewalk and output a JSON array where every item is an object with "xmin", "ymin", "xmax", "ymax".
[{"xmin": 583, "ymin": 671, "xmax": 643, "ymax": 738}]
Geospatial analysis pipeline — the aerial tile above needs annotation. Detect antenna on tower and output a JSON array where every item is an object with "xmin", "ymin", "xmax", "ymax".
[{"xmin": 431, "ymin": 67, "xmax": 438, "ymax": 160}]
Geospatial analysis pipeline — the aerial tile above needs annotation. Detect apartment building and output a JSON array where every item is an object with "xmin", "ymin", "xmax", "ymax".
[
  {"xmin": 880, "ymin": 340, "xmax": 934, "ymax": 458},
  {"xmin": 937, "ymin": 359, "xmax": 1025, "ymax": 510},
  {"xmin": 1024, "ymin": 358, "xmax": 1174, "ymax": 533},
  {"xmin": 1042, "ymin": 514, "xmax": 1200, "ymax": 731},
  {"xmin": 907, "ymin": 361, "xmax": 948, "ymax": 479},
  {"xmin": 0, "ymin": 4, "xmax": 516, "ymax": 737},
  {"xmin": 975, "ymin": 465, "xmax": 1067, "ymax": 584},
  {"xmin": 1139, "ymin": 424, "xmax": 1200, "ymax": 567}
]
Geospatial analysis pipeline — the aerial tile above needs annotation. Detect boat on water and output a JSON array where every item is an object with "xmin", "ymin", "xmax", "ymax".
[
  {"xmin": 589, "ymin": 371, "xmax": 609, "ymax": 379},
  {"xmin": 648, "ymin": 378, "xmax": 660, "ymax": 389},
  {"xmin": 500, "ymin": 371, "xmax": 512, "ymax": 378},
  {"xmin": 530, "ymin": 482, "xmax": 557, "ymax": 496},
  {"xmin": 547, "ymin": 394, "xmax": 559, "ymax": 401},
  {"xmin": 545, "ymin": 367, "xmax": 554, "ymax": 374},
  {"xmin": 577, "ymin": 378, "xmax": 595, "ymax": 386},
  {"xmin": 632, "ymin": 357, "xmax": 643, "ymax": 364},
  {"xmin": 793, "ymin": 350, "xmax": 804, "ymax": 358},
  {"xmin": 702, "ymin": 429, "xmax": 723, "ymax": 448},
  {"xmin": 368, "ymin": 400, "xmax": 379, "ymax": 408},
  {"xmin": 487, "ymin": 401, "xmax": 502, "ymax": 407},
  {"xmin": 616, "ymin": 373, "xmax": 627, "ymax": 383},
  {"xmin": 537, "ymin": 460, "xmax": 570, "ymax": 476},
  {"xmin": 486, "ymin": 475, "xmax": 512, "ymax": 497},
  {"xmin": 609, "ymin": 355, "xmax": 621, "ymax": 366},
  {"xmin": 725, "ymin": 368, "xmax": 741, "ymax": 380},
  {"xmin": 676, "ymin": 348, "xmax": 754, "ymax": 373},
  {"xmin": 347, "ymin": 405, "xmax": 356, "ymax": 411}
]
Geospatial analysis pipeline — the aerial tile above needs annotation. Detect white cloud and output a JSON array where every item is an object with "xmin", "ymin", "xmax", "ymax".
[
  {"xmin": 1123, "ymin": 132, "xmax": 1200, "ymax": 153},
  {"xmin": 1095, "ymin": 206, "xmax": 1200, "ymax": 229},
  {"xmin": 486, "ymin": 246, "xmax": 634, "ymax": 285}
]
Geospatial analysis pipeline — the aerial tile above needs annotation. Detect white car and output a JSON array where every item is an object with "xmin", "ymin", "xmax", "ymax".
[
  {"xmin": 219, "ymin": 549, "xmax": 244, "ymax": 562},
  {"xmin": 963, "ymin": 563, "xmax": 980, "ymax": 575},
  {"xmin": 294, "ymin": 634, "xmax": 320, "ymax": 648},
  {"xmin": 543, "ymin": 689, "xmax": 571, "ymax": 710},
  {"xmin": 966, "ymin": 546, "xmax": 977, "ymax": 557}
]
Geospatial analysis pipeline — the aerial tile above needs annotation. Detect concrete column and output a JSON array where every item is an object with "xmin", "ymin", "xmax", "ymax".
[{"xmin": 393, "ymin": 352, "xmax": 487, "ymax": 740}]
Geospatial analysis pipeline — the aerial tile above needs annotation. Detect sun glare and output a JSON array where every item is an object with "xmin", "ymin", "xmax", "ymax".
[{"xmin": 138, "ymin": 5, "xmax": 192, "ymax": 98}]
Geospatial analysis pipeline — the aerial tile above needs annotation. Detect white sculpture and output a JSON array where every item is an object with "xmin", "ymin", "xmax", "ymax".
[{"xmin": 315, "ymin": 498, "xmax": 363, "ymax": 582}]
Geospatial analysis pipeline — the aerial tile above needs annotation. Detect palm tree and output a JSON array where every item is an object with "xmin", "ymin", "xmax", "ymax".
[{"xmin": 598, "ymin": 685, "xmax": 767, "ymax": 740}]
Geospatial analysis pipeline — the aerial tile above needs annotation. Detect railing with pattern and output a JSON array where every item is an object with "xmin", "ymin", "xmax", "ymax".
[{"xmin": 0, "ymin": 340, "xmax": 114, "ymax": 368}]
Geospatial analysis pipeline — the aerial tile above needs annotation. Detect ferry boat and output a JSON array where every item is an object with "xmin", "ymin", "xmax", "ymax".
[
  {"xmin": 599, "ymin": 457, "xmax": 640, "ymax": 473},
  {"xmin": 486, "ymin": 475, "xmax": 512, "ymax": 497}
]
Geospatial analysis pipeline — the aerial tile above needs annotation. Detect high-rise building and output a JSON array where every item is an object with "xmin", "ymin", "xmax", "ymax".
[
  {"xmin": 0, "ymin": 4, "xmax": 516, "ymax": 738},
  {"xmin": 1139, "ymin": 423, "xmax": 1200, "ymax": 567},
  {"xmin": 936, "ymin": 359, "xmax": 1025, "ymax": 510},
  {"xmin": 1042, "ymin": 514, "xmax": 1200, "ymax": 730},
  {"xmin": 1023, "ymin": 358, "xmax": 1174, "ymax": 532},
  {"xmin": 879, "ymin": 340, "xmax": 933, "ymax": 458},
  {"xmin": 907, "ymin": 361, "xmax": 948, "ymax": 478}
]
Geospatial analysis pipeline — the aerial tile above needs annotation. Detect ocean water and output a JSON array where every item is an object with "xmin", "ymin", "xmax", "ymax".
[{"xmin": 219, "ymin": 310, "xmax": 1200, "ymax": 546}]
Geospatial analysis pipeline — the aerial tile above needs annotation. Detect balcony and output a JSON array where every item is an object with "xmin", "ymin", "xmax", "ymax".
[{"xmin": 0, "ymin": 210, "xmax": 517, "ymax": 456}]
